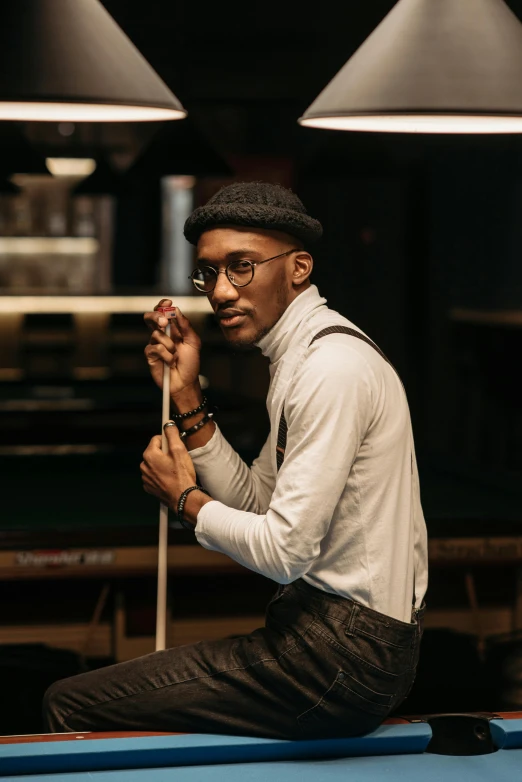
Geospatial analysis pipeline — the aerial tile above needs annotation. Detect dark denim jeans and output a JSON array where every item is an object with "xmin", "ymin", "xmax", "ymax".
[{"xmin": 43, "ymin": 579, "xmax": 424, "ymax": 740}]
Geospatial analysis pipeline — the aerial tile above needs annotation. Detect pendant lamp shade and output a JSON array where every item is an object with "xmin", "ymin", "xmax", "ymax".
[
  {"xmin": 300, "ymin": 0, "xmax": 522, "ymax": 134},
  {"xmin": 0, "ymin": 0, "xmax": 186, "ymax": 122}
]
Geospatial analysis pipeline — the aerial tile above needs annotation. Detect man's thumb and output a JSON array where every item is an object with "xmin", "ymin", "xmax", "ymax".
[{"xmin": 163, "ymin": 421, "xmax": 180, "ymax": 448}]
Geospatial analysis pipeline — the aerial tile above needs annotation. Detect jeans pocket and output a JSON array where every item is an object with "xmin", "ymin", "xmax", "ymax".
[
  {"xmin": 310, "ymin": 619, "xmax": 411, "ymax": 680},
  {"xmin": 336, "ymin": 670, "xmax": 394, "ymax": 714},
  {"xmin": 297, "ymin": 668, "xmax": 392, "ymax": 738}
]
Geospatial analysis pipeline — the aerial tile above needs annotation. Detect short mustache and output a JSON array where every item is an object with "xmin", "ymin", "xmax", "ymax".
[{"xmin": 215, "ymin": 309, "xmax": 251, "ymax": 320}]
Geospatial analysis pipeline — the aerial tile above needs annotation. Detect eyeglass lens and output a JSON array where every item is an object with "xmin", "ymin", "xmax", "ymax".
[{"xmin": 192, "ymin": 260, "xmax": 254, "ymax": 292}]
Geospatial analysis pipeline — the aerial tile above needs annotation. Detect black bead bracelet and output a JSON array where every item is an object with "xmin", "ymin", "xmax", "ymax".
[
  {"xmin": 171, "ymin": 396, "xmax": 208, "ymax": 420},
  {"xmin": 177, "ymin": 485, "xmax": 210, "ymax": 529}
]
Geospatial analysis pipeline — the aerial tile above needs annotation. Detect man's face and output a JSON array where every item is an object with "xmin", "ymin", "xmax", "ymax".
[{"xmin": 196, "ymin": 226, "xmax": 310, "ymax": 350}]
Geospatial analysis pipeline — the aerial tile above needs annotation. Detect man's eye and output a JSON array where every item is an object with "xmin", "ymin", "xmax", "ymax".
[{"xmin": 234, "ymin": 261, "xmax": 252, "ymax": 270}]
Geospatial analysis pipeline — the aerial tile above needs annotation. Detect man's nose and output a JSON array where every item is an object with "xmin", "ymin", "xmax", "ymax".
[{"xmin": 211, "ymin": 269, "xmax": 240, "ymax": 302}]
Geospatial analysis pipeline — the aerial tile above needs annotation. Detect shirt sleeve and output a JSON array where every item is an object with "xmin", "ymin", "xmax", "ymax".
[
  {"xmin": 188, "ymin": 422, "xmax": 275, "ymax": 514},
  {"xmin": 195, "ymin": 342, "xmax": 376, "ymax": 583}
]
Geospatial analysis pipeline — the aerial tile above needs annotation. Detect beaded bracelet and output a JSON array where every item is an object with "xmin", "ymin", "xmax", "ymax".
[
  {"xmin": 177, "ymin": 485, "xmax": 210, "ymax": 529},
  {"xmin": 171, "ymin": 396, "xmax": 208, "ymax": 420},
  {"xmin": 178, "ymin": 412, "xmax": 214, "ymax": 441}
]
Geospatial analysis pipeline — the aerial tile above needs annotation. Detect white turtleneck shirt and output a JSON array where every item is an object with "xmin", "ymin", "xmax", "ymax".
[{"xmin": 190, "ymin": 284, "xmax": 428, "ymax": 623}]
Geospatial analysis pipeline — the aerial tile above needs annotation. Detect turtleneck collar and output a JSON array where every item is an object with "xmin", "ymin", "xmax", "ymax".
[{"xmin": 255, "ymin": 284, "xmax": 327, "ymax": 367}]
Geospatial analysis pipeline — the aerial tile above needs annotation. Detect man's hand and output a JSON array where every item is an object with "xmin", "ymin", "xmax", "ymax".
[
  {"xmin": 143, "ymin": 299, "xmax": 202, "ymax": 398},
  {"xmin": 140, "ymin": 424, "xmax": 198, "ymax": 510}
]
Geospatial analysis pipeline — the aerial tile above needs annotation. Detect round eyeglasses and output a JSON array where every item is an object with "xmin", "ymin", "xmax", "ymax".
[{"xmin": 189, "ymin": 249, "xmax": 300, "ymax": 293}]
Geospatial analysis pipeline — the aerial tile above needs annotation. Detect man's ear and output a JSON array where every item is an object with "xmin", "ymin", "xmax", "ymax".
[{"xmin": 292, "ymin": 251, "xmax": 313, "ymax": 286}]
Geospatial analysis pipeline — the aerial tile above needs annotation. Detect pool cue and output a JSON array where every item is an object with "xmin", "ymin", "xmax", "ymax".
[{"xmin": 155, "ymin": 306, "xmax": 176, "ymax": 651}]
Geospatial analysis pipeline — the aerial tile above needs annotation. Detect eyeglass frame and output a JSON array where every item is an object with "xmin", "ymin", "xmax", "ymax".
[{"xmin": 188, "ymin": 248, "xmax": 301, "ymax": 293}]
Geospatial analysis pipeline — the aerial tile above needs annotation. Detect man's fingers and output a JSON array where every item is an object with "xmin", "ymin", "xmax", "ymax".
[
  {"xmin": 144, "ymin": 311, "xmax": 167, "ymax": 332},
  {"xmin": 174, "ymin": 308, "xmax": 194, "ymax": 337},
  {"xmin": 163, "ymin": 421, "xmax": 184, "ymax": 450},
  {"xmin": 140, "ymin": 461, "xmax": 151, "ymax": 485},
  {"xmin": 142, "ymin": 435, "xmax": 162, "ymax": 461},
  {"xmin": 144, "ymin": 342, "xmax": 177, "ymax": 367},
  {"xmin": 149, "ymin": 328, "xmax": 177, "ymax": 350},
  {"xmin": 154, "ymin": 299, "xmax": 173, "ymax": 310},
  {"xmin": 149, "ymin": 328, "xmax": 183, "ymax": 351},
  {"xmin": 148, "ymin": 319, "xmax": 183, "ymax": 345},
  {"xmin": 141, "ymin": 477, "xmax": 154, "ymax": 496},
  {"xmin": 151, "ymin": 434, "xmax": 163, "ymax": 448},
  {"xmin": 163, "ymin": 421, "xmax": 181, "ymax": 439},
  {"xmin": 165, "ymin": 319, "xmax": 184, "ymax": 343},
  {"xmin": 173, "ymin": 309, "xmax": 202, "ymax": 352},
  {"xmin": 144, "ymin": 305, "xmax": 198, "ymax": 350},
  {"xmin": 144, "ymin": 300, "xmax": 173, "ymax": 332}
]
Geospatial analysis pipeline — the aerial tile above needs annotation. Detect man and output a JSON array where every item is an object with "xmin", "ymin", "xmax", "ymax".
[{"xmin": 43, "ymin": 182, "xmax": 428, "ymax": 740}]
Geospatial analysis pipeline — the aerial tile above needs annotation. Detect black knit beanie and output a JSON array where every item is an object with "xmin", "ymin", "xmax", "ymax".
[{"xmin": 183, "ymin": 181, "xmax": 323, "ymax": 246}]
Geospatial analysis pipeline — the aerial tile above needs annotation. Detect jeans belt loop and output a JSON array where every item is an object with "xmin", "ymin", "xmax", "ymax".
[{"xmin": 344, "ymin": 603, "xmax": 360, "ymax": 637}]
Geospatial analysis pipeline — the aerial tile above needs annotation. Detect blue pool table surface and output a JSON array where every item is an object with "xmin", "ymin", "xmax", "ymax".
[
  {"xmin": 2, "ymin": 717, "xmax": 522, "ymax": 782},
  {"xmin": 2, "ymin": 750, "xmax": 520, "ymax": 782},
  {"xmin": 0, "ymin": 753, "xmax": 519, "ymax": 782}
]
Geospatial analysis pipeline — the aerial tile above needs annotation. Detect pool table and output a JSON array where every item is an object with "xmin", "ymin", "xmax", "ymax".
[{"xmin": 1, "ymin": 714, "xmax": 522, "ymax": 781}]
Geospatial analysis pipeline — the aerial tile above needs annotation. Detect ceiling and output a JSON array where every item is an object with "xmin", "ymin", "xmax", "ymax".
[
  {"xmin": 100, "ymin": 0, "xmax": 522, "ymax": 106},
  {"xmin": 19, "ymin": 1, "xmax": 522, "ymax": 169},
  {"xmin": 100, "ymin": 0, "xmax": 398, "ymax": 107},
  {"xmin": 96, "ymin": 0, "xmax": 522, "ymax": 162}
]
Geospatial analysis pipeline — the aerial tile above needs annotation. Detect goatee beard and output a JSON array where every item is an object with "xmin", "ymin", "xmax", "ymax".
[
  {"xmin": 226, "ymin": 322, "xmax": 273, "ymax": 352},
  {"xmin": 223, "ymin": 277, "xmax": 290, "ymax": 352}
]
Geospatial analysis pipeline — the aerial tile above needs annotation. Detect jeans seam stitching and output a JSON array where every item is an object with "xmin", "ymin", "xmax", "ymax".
[
  {"xmin": 355, "ymin": 627, "xmax": 410, "ymax": 649},
  {"xmin": 309, "ymin": 623, "xmax": 399, "ymax": 678},
  {"xmin": 297, "ymin": 677, "xmax": 337, "ymax": 724},
  {"xmin": 297, "ymin": 678, "xmax": 391, "ymax": 727},
  {"xmin": 339, "ymin": 680, "xmax": 393, "ymax": 707},
  {"xmin": 312, "ymin": 610, "xmax": 414, "ymax": 644},
  {"xmin": 58, "ymin": 618, "xmax": 315, "ymax": 726}
]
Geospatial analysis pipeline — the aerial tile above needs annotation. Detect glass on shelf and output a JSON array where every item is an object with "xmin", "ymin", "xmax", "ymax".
[
  {"xmin": 0, "ymin": 171, "xmax": 110, "ymax": 294},
  {"xmin": 73, "ymin": 197, "xmax": 96, "ymax": 238}
]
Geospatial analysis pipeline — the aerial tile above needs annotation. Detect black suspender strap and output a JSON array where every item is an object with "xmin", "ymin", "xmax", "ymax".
[
  {"xmin": 275, "ymin": 412, "xmax": 288, "ymax": 472},
  {"xmin": 276, "ymin": 326, "xmax": 400, "ymax": 472},
  {"xmin": 309, "ymin": 326, "xmax": 395, "ymax": 366},
  {"xmin": 275, "ymin": 325, "xmax": 418, "ymax": 614}
]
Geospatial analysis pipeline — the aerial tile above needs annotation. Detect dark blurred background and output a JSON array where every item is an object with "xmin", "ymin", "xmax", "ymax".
[{"xmin": 1, "ymin": 0, "xmax": 522, "ymax": 733}]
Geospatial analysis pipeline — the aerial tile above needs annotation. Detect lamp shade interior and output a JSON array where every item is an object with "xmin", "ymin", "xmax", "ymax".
[
  {"xmin": 300, "ymin": 115, "xmax": 522, "ymax": 134},
  {"xmin": 0, "ymin": 104, "xmax": 186, "ymax": 123}
]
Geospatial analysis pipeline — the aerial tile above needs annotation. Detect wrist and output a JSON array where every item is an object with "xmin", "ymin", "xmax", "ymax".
[
  {"xmin": 178, "ymin": 411, "xmax": 206, "ymax": 431},
  {"xmin": 171, "ymin": 381, "xmax": 202, "ymax": 410},
  {"xmin": 177, "ymin": 487, "xmax": 213, "ymax": 529},
  {"xmin": 183, "ymin": 417, "xmax": 216, "ymax": 450},
  {"xmin": 179, "ymin": 412, "xmax": 214, "ymax": 441},
  {"xmin": 171, "ymin": 383, "xmax": 206, "ymax": 424}
]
